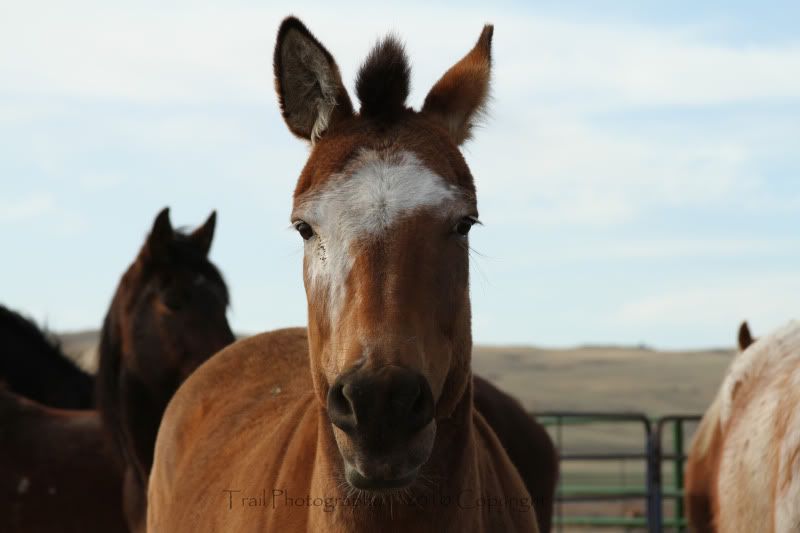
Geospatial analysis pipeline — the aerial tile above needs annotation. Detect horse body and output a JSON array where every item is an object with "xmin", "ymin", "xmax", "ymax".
[
  {"xmin": 150, "ymin": 16, "xmax": 538, "ymax": 532},
  {"xmin": 0, "ymin": 387, "xmax": 126, "ymax": 533},
  {"xmin": 686, "ymin": 321, "xmax": 800, "ymax": 533},
  {"xmin": 0, "ymin": 305, "xmax": 93, "ymax": 409},
  {"xmin": 96, "ymin": 208, "xmax": 235, "ymax": 532},
  {"xmin": 473, "ymin": 376, "xmax": 558, "ymax": 533}
]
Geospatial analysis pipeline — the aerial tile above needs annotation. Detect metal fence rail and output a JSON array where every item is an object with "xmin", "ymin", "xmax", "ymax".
[{"xmin": 534, "ymin": 411, "xmax": 702, "ymax": 532}]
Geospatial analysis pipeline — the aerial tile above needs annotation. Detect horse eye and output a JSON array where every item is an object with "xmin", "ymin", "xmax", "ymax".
[
  {"xmin": 454, "ymin": 217, "xmax": 477, "ymax": 237},
  {"xmin": 294, "ymin": 221, "xmax": 315, "ymax": 240},
  {"xmin": 162, "ymin": 289, "xmax": 184, "ymax": 311}
]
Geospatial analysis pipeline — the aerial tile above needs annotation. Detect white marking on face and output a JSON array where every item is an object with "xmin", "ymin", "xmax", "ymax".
[{"xmin": 295, "ymin": 150, "xmax": 465, "ymax": 324}]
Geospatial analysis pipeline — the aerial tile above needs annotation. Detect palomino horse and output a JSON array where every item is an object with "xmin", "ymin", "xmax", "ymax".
[
  {"xmin": 473, "ymin": 376, "xmax": 559, "ymax": 532},
  {"xmin": 96, "ymin": 208, "xmax": 234, "ymax": 532},
  {"xmin": 149, "ymin": 17, "xmax": 539, "ymax": 532},
  {"xmin": 684, "ymin": 320, "xmax": 756, "ymax": 532},
  {"xmin": 0, "ymin": 386, "xmax": 126, "ymax": 532},
  {"xmin": 0, "ymin": 305, "xmax": 94, "ymax": 409},
  {"xmin": 685, "ymin": 321, "xmax": 800, "ymax": 532}
]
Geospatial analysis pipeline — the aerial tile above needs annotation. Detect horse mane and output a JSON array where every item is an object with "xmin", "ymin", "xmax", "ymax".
[
  {"xmin": 95, "ymin": 303, "xmax": 131, "ymax": 468},
  {"xmin": 0, "ymin": 304, "xmax": 91, "ymax": 379},
  {"xmin": 0, "ymin": 304, "xmax": 63, "ymax": 359},
  {"xmin": 693, "ymin": 390, "xmax": 723, "ymax": 459},
  {"xmin": 0, "ymin": 305, "xmax": 93, "ymax": 403}
]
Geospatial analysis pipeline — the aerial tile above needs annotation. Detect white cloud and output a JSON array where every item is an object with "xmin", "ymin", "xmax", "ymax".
[
  {"xmin": 519, "ymin": 237, "xmax": 800, "ymax": 265},
  {"xmin": 0, "ymin": 194, "xmax": 55, "ymax": 221},
  {"xmin": 78, "ymin": 173, "xmax": 126, "ymax": 191},
  {"xmin": 614, "ymin": 273, "xmax": 800, "ymax": 331},
  {"xmin": 3, "ymin": 3, "xmax": 799, "ymax": 107}
]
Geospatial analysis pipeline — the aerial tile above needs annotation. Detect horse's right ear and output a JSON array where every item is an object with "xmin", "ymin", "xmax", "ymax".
[
  {"xmin": 146, "ymin": 207, "xmax": 173, "ymax": 260},
  {"xmin": 274, "ymin": 16, "xmax": 354, "ymax": 143},
  {"xmin": 738, "ymin": 321, "xmax": 754, "ymax": 351},
  {"xmin": 189, "ymin": 211, "xmax": 216, "ymax": 256},
  {"xmin": 422, "ymin": 24, "xmax": 493, "ymax": 146}
]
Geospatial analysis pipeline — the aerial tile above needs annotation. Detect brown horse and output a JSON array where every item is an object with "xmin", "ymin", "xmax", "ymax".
[
  {"xmin": 0, "ymin": 386, "xmax": 126, "ymax": 533},
  {"xmin": 149, "ymin": 17, "xmax": 539, "ymax": 532},
  {"xmin": 685, "ymin": 320, "xmax": 800, "ymax": 533},
  {"xmin": 473, "ymin": 376, "xmax": 558, "ymax": 532},
  {"xmin": 0, "ymin": 304, "xmax": 94, "ymax": 409},
  {"xmin": 96, "ymin": 208, "xmax": 234, "ymax": 532}
]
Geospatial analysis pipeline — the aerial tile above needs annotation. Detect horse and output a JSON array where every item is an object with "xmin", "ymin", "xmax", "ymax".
[
  {"xmin": 0, "ymin": 386, "xmax": 126, "ymax": 532},
  {"xmin": 473, "ymin": 376, "xmax": 559, "ymax": 532},
  {"xmin": 684, "ymin": 320, "xmax": 757, "ymax": 532},
  {"xmin": 148, "ymin": 17, "xmax": 539, "ymax": 532},
  {"xmin": 96, "ymin": 207, "xmax": 235, "ymax": 533},
  {"xmin": 685, "ymin": 320, "xmax": 800, "ymax": 532},
  {"xmin": 0, "ymin": 304, "xmax": 94, "ymax": 409}
]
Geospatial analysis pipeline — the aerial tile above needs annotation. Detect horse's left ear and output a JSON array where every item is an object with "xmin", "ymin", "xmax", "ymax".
[
  {"xmin": 190, "ymin": 211, "xmax": 216, "ymax": 256},
  {"xmin": 422, "ymin": 24, "xmax": 493, "ymax": 145}
]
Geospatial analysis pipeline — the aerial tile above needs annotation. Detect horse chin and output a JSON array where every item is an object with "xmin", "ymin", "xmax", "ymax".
[{"xmin": 334, "ymin": 421, "xmax": 437, "ymax": 492}]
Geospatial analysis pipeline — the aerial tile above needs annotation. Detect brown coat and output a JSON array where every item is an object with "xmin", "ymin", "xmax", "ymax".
[{"xmin": 148, "ymin": 329, "xmax": 538, "ymax": 532}]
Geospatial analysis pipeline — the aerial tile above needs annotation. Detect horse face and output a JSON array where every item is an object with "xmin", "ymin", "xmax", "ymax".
[
  {"xmin": 275, "ymin": 18, "xmax": 492, "ymax": 490},
  {"xmin": 119, "ymin": 209, "xmax": 234, "ymax": 383}
]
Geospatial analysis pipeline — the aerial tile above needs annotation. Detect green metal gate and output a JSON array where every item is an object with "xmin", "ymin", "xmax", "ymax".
[{"xmin": 534, "ymin": 412, "xmax": 701, "ymax": 532}]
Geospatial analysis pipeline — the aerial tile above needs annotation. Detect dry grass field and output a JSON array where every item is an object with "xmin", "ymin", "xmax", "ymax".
[{"xmin": 60, "ymin": 330, "xmax": 733, "ymax": 416}]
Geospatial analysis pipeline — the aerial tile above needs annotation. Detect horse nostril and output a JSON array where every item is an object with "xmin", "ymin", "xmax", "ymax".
[
  {"xmin": 411, "ymin": 388, "xmax": 425, "ymax": 415},
  {"xmin": 405, "ymin": 376, "xmax": 434, "ymax": 434},
  {"xmin": 331, "ymin": 383, "xmax": 351, "ymax": 413},
  {"xmin": 327, "ymin": 381, "xmax": 356, "ymax": 432}
]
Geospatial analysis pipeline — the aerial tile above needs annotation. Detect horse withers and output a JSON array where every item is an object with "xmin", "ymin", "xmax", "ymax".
[
  {"xmin": 96, "ymin": 208, "xmax": 234, "ymax": 532},
  {"xmin": 149, "ymin": 17, "xmax": 539, "ymax": 532}
]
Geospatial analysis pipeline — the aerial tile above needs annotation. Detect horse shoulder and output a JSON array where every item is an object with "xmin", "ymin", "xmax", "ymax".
[
  {"xmin": 773, "ymin": 374, "xmax": 800, "ymax": 532},
  {"xmin": 149, "ymin": 327, "xmax": 313, "ymax": 532}
]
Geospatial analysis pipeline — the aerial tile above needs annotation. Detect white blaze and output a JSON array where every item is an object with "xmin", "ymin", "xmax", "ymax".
[{"xmin": 296, "ymin": 150, "xmax": 462, "ymax": 324}]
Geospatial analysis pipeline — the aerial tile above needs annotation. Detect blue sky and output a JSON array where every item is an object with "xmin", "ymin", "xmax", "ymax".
[{"xmin": 1, "ymin": 1, "xmax": 798, "ymax": 348}]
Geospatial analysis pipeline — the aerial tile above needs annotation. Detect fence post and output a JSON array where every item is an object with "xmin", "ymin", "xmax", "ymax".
[
  {"xmin": 673, "ymin": 421, "xmax": 685, "ymax": 531},
  {"xmin": 647, "ymin": 422, "xmax": 662, "ymax": 533}
]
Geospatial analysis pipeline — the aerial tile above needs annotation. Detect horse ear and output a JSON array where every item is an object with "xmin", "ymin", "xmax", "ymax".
[
  {"xmin": 146, "ymin": 207, "xmax": 173, "ymax": 259},
  {"xmin": 422, "ymin": 25, "xmax": 493, "ymax": 145},
  {"xmin": 738, "ymin": 321, "xmax": 754, "ymax": 351},
  {"xmin": 190, "ymin": 211, "xmax": 216, "ymax": 256},
  {"xmin": 274, "ymin": 16, "xmax": 354, "ymax": 143}
]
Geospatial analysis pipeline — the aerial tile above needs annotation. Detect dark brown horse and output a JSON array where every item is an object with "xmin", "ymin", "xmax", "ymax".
[
  {"xmin": 0, "ymin": 305, "xmax": 93, "ymax": 409},
  {"xmin": 473, "ymin": 376, "xmax": 559, "ymax": 532},
  {"xmin": 0, "ymin": 386, "xmax": 126, "ymax": 533},
  {"xmin": 96, "ymin": 207, "xmax": 234, "ymax": 532}
]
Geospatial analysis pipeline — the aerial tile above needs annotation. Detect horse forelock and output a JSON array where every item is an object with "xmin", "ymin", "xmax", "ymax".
[{"xmin": 130, "ymin": 231, "xmax": 230, "ymax": 308}]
